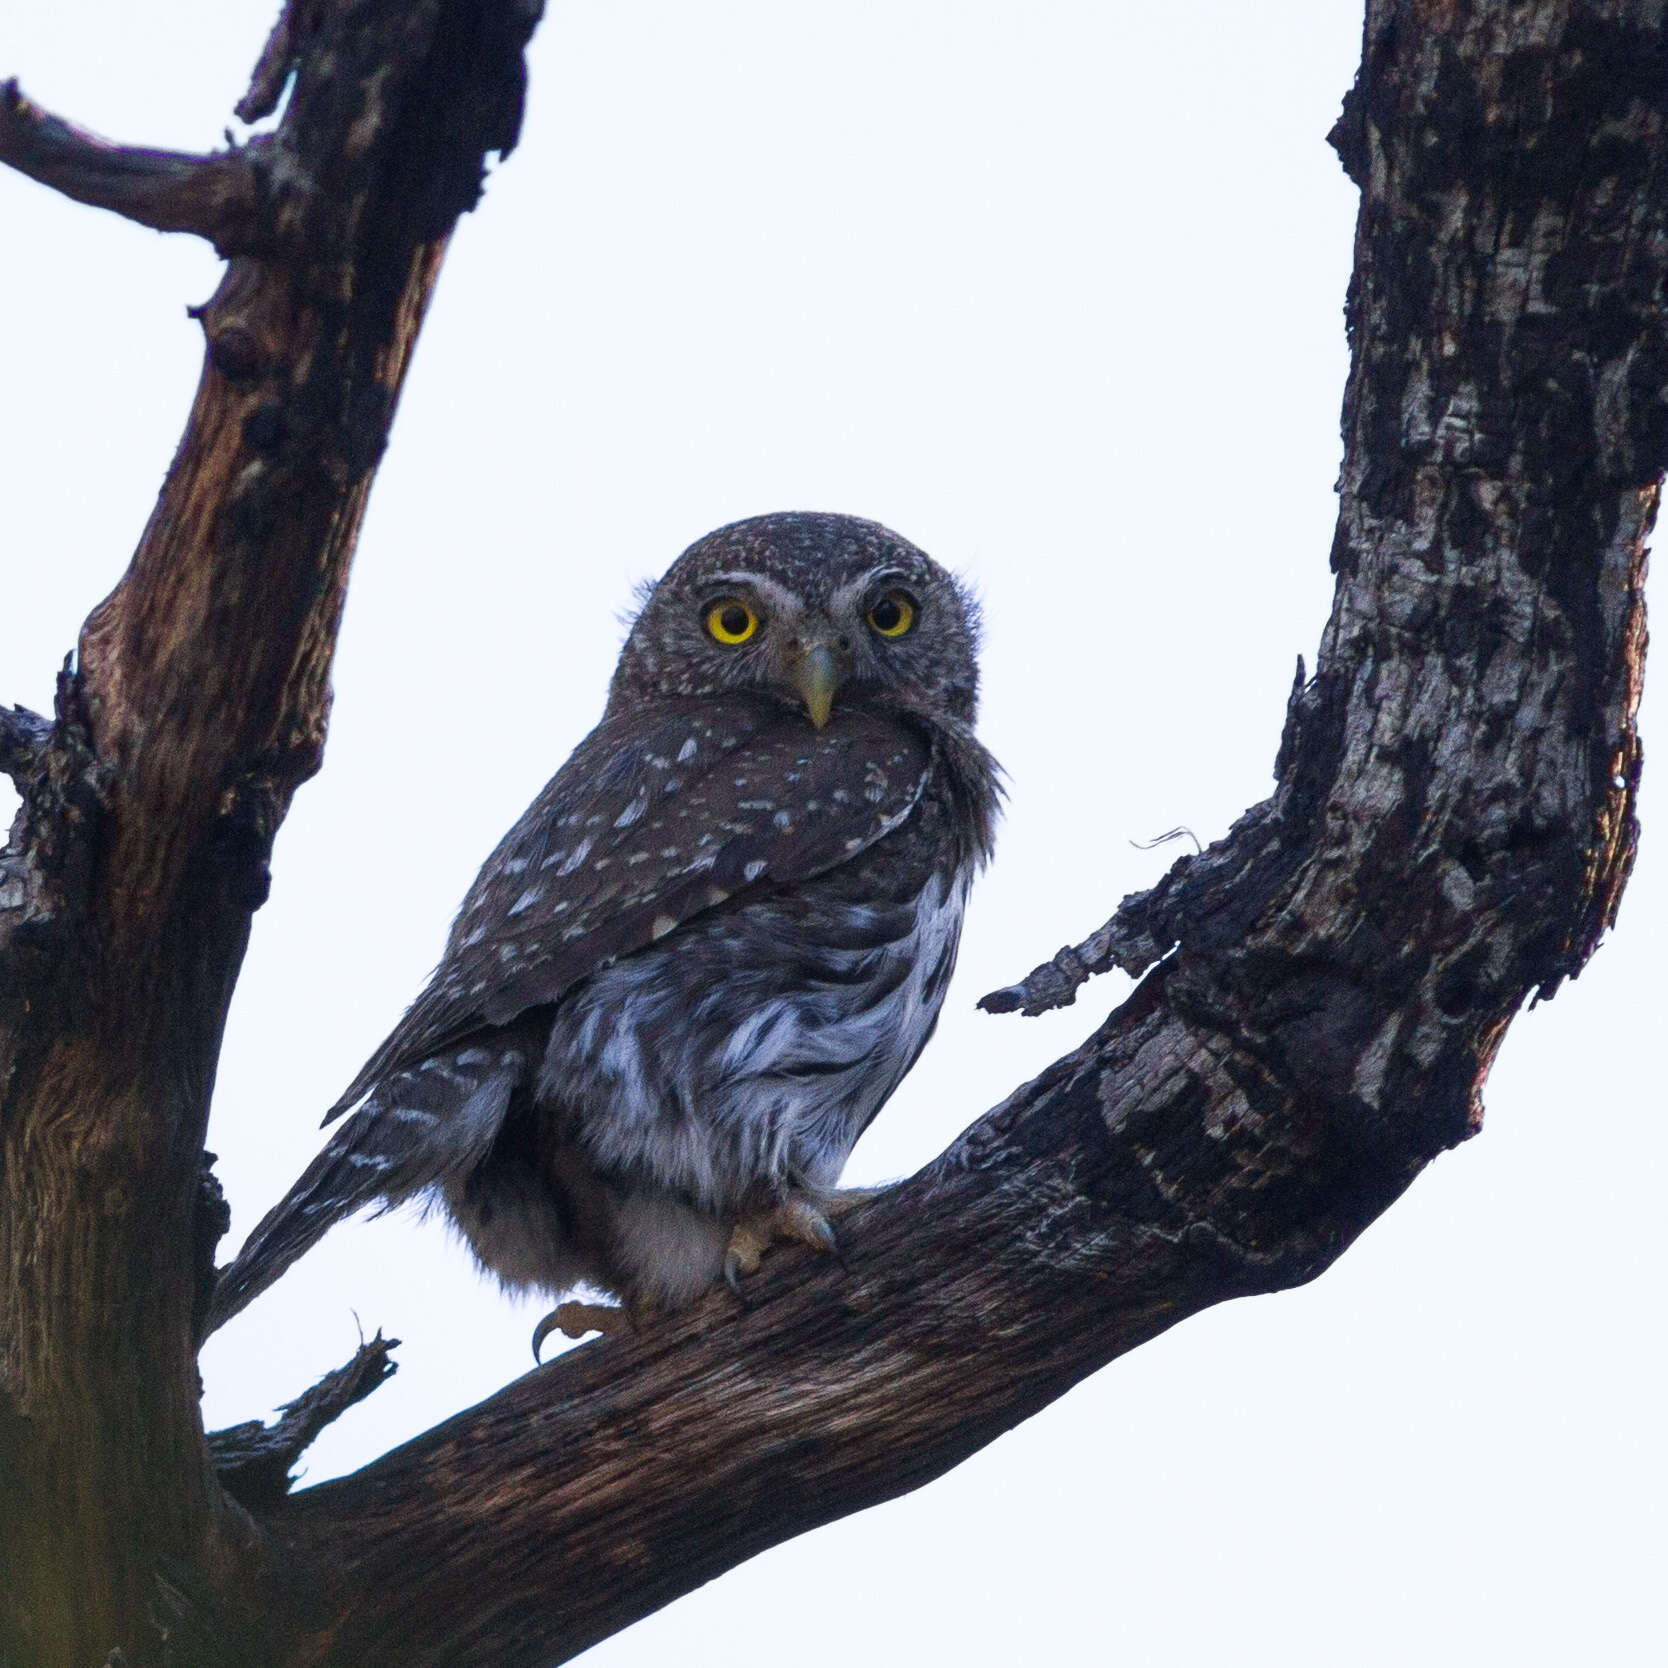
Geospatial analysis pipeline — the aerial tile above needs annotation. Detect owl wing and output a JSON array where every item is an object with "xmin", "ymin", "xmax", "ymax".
[{"xmin": 326, "ymin": 695, "xmax": 932, "ymax": 1118}]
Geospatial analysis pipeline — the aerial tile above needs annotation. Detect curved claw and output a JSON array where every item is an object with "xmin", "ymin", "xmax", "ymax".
[
  {"xmin": 531, "ymin": 1309, "xmax": 564, "ymax": 1363},
  {"xmin": 723, "ymin": 1194, "xmax": 841, "ymax": 1301},
  {"xmin": 803, "ymin": 1212, "xmax": 838, "ymax": 1255},
  {"xmin": 531, "ymin": 1299, "xmax": 629, "ymax": 1361}
]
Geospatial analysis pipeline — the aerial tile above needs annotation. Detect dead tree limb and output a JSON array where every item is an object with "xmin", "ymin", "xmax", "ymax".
[
  {"xmin": 0, "ymin": 1, "xmax": 1658, "ymax": 1665},
  {"xmin": 0, "ymin": 79, "xmax": 263, "ymax": 251},
  {"xmin": 208, "ymin": 1333, "xmax": 400, "ymax": 1512},
  {"xmin": 0, "ymin": 1, "xmax": 540, "ymax": 1661}
]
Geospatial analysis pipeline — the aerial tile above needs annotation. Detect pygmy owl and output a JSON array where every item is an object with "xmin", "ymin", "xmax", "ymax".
[{"xmin": 207, "ymin": 511, "xmax": 999, "ymax": 1345}]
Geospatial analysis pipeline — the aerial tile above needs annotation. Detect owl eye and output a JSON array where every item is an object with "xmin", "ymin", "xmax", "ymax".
[
  {"xmin": 704, "ymin": 599, "xmax": 760, "ymax": 645},
  {"xmin": 866, "ymin": 590, "xmax": 917, "ymax": 639}
]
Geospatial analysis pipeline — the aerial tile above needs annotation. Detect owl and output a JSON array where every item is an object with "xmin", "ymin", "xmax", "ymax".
[{"xmin": 206, "ymin": 511, "xmax": 999, "ymax": 1348}]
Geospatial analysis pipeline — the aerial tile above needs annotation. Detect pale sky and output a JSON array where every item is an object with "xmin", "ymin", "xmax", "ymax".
[{"xmin": 2, "ymin": 4, "xmax": 1662, "ymax": 1664}]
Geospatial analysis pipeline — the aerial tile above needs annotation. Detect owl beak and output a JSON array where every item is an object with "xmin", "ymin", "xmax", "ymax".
[{"xmin": 790, "ymin": 643, "xmax": 841, "ymax": 730}]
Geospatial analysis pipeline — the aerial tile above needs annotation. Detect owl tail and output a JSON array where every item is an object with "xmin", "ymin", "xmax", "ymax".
[{"xmin": 202, "ymin": 1053, "xmax": 523, "ymax": 1337}]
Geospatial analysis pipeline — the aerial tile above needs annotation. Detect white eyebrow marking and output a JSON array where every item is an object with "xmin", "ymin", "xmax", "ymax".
[
  {"xmin": 830, "ymin": 566, "xmax": 900, "ymax": 607},
  {"xmin": 694, "ymin": 572, "xmax": 803, "ymax": 615}
]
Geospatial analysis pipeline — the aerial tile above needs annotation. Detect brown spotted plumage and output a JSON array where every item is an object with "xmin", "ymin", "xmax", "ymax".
[{"xmin": 207, "ymin": 512, "xmax": 999, "ymax": 1338}]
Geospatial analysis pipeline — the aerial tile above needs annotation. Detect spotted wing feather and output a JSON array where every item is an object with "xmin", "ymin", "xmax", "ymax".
[
  {"xmin": 204, "ymin": 1039, "xmax": 532, "ymax": 1334},
  {"xmin": 327, "ymin": 696, "xmax": 931, "ymax": 1118}
]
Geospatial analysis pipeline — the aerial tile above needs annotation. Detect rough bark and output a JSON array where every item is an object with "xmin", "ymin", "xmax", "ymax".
[
  {"xmin": 0, "ymin": 1, "xmax": 1658, "ymax": 1665},
  {"xmin": 0, "ymin": 1, "xmax": 539, "ymax": 1660}
]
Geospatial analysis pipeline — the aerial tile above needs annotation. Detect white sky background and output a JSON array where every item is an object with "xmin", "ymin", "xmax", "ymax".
[{"xmin": 2, "ymin": 3, "xmax": 1663, "ymax": 1663}]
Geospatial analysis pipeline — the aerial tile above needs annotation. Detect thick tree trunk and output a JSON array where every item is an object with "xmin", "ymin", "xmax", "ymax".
[{"xmin": 0, "ymin": 2, "xmax": 1657, "ymax": 1665}]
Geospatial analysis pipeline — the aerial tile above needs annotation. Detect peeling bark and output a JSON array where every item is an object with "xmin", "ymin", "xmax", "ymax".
[{"xmin": 0, "ymin": 2, "xmax": 1657, "ymax": 1665}]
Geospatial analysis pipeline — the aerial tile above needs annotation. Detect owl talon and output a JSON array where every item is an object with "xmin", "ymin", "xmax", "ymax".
[
  {"xmin": 779, "ymin": 1196, "xmax": 839, "ymax": 1258},
  {"xmin": 805, "ymin": 1213, "xmax": 839, "ymax": 1255},
  {"xmin": 723, "ymin": 1195, "xmax": 839, "ymax": 1298},
  {"xmin": 532, "ymin": 1299, "xmax": 630, "ymax": 1361}
]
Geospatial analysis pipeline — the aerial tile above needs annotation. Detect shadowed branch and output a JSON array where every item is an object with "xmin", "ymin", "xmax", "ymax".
[{"xmin": 0, "ymin": 0, "xmax": 543, "ymax": 1659}]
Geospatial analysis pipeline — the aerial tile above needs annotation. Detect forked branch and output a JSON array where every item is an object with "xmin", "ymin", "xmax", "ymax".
[
  {"xmin": 264, "ymin": 4, "xmax": 1658, "ymax": 1659},
  {"xmin": 0, "ymin": 2, "xmax": 1659, "ymax": 1665}
]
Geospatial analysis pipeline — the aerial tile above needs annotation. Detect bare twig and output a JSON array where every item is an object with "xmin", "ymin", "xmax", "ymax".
[
  {"xmin": 0, "ymin": 79, "xmax": 263, "ymax": 253},
  {"xmin": 209, "ymin": 1333, "xmax": 399, "ymax": 1509},
  {"xmin": 981, "ymin": 662, "xmax": 1337, "ymax": 1017}
]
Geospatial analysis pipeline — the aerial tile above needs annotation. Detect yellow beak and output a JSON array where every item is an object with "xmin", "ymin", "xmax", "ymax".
[{"xmin": 791, "ymin": 643, "xmax": 840, "ymax": 730}]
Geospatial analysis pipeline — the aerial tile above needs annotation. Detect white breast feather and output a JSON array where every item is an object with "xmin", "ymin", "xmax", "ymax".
[{"xmin": 541, "ymin": 862, "xmax": 973, "ymax": 1212}]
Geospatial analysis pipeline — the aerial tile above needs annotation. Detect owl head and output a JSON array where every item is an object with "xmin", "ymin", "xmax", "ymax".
[{"xmin": 609, "ymin": 512, "xmax": 982, "ymax": 731}]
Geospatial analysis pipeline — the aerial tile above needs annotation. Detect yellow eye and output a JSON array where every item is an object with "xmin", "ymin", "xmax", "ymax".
[
  {"xmin": 704, "ymin": 599, "xmax": 760, "ymax": 645},
  {"xmin": 866, "ymin": 590, "xmax": 917, "ymax": 638}
]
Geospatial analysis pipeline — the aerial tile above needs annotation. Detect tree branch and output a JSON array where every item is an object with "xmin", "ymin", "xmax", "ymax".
[
  {"xmin": 253, "ymin": 2, "xmax": 1657, "ymax": 1659},
  {"xmin": 980, "ymin": 665, "xmax": 1316, "ymax": 1015},
  {"xmin": 209, "ymin": 1333, "xmax": 399, "ymax": 1511},
  {"xmin": 0, "ymin": 2, "xmax": 543, "ymax": 1660},
  {"xmin": 0, "ymin": 79, "xmax": 263, "ymax": 252}
]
